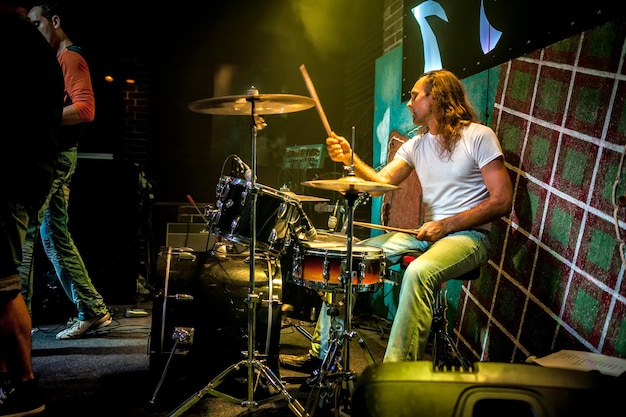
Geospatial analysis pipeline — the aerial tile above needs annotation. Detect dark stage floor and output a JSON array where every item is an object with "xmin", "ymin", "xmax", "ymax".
[
  {"xmin": 29, "ymin": 296, "xmax": 626, "ymax": 417},
  {"xmin": 30, "ymin": 298, "xmax": 390, "ymax": 417}
]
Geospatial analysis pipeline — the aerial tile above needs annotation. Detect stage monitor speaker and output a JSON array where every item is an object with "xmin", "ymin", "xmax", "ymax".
[{"xmin": 352, "ymin": 361, "xmax": 624, "ymax": 417}]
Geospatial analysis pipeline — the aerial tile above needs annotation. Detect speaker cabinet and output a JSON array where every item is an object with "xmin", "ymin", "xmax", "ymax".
[{"xmin": 352, "ymin": 361, "xmax": 624, "ymax": 417}]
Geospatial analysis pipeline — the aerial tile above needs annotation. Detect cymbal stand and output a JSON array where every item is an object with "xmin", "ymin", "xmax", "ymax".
[
  {"xmin": 168, "ymin": 88, "xmax": 307, "ymax": 417},
  {"xmin": 305, "ymin": 128, "xmax": 375, "ymax": 416}
]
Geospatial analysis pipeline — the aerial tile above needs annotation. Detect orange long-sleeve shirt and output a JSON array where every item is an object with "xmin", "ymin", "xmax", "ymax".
[{"xmin": 58, "ymin": 47, "xmax": 95, "ymax": 123}]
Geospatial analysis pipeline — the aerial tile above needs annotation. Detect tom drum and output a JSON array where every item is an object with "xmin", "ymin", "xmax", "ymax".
[{"xmin": 210, "ymin": 176, "xmax": 299, "ymax": 255}]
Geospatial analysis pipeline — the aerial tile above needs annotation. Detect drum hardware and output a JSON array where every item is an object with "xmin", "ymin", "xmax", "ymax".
[
  {"xmin": 294, "ymin": 201, "xmax": 318, "ymax": 242},
  {"xmin": 148, "ymin": 247, "xmax": 198, "ymax": 406},
  {"xmin": 304, "ymin": 297, "xmax": 377, "ymax": 416},
  {"xmin": 431, "ymin": 283, "xmax": 474, "ymax": 371},
  {"xmin": 149, "ymin": 326, "xmax": 195, "ymax": 407},
  {"xmin": 301, "ymin": 187, "xmax": 363, "ymax": 416},
  {"xmin": 185, "ymin": 194, "xmax": 211, "ymax": 228},
  {"xmin": 232, "ymin": 154, "xmax": 255, "ymax": 182},
  {"xmin": 327, "ymin": 201, "xmax": 339, "ymax": 232},
  {"xmin": 300, "ymin": 127, "xmax": 397, "ymax": 416},
  {"xmin": 292, "ymin": 321, "xmax": 314, "ymax": 341},
  {"xmin": 159, "ymin": 247, "xmax": 185, "ymax": 355},
  {"xmin": 168, "ymin": 88, "xmax": 311, "ymax": 417}
]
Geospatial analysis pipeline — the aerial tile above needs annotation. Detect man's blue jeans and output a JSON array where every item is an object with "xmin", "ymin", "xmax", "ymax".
[
  {"xmin": 20, "ymin": 148, "xmax": 108, "ymax": 321},
  {"xmin": 308, "ymin": 229, "xmax": 491, "ymax": 362}
]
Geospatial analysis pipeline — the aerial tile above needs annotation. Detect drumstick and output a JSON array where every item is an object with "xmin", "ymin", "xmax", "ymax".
[
  {"xmin": 300, "ymin": 64, "xmax": 333, "ymax": 136},
  {"xmin": 353, "ymin": 221, "xmax": 419, "ymax": 235}
]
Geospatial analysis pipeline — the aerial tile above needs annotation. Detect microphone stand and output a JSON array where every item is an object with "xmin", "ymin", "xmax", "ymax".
[{"xmin": 167, "ymin": 88, "xmax": 307, "ymax": 417}]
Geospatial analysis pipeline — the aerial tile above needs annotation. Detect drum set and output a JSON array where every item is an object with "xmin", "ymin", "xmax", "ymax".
[{"xmin": 164, "ymin": 88, "xmax": 398, "ymax": 417}]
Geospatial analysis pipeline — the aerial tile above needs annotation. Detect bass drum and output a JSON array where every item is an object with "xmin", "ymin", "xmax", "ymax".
[{"xmin": 149, "ymin": 246, "xmax": 282, "ymax": 390}]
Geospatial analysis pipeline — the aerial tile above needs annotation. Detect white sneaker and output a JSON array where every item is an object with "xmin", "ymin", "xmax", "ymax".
[{"xmin": 56, "ymin": 312, "xmax": 112, "ymax": 340}]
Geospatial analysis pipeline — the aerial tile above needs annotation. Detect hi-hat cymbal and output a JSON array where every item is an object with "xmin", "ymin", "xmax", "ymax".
[
  {"xmin": 302, "ymin": 176, "xmax": 399, "ymax": 194},
  {"xmin": 188, "ymin": 94, "xmax": 315, "ymax": 115},
  {"xmin": 281, "ymin": 191, "xmax": 329, "ymax": 202}
]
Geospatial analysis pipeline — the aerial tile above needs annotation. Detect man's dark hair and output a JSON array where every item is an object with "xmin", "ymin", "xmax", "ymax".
[{"xmin": 31, "ymin": 1, "xmax": 61, "ymax": 20}]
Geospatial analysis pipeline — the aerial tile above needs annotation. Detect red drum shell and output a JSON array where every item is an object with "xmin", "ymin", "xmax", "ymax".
[{"xmin": 291, "ymin": 240, "xmax": 385, "ymax": 292}]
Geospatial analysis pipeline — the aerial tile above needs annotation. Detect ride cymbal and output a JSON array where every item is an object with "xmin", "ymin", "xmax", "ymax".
[
  {"xmin": 302, "ymin": 176, "xmax": 399, "ymax": 194},
  {"xmin": 188, "ymin": 93, "xmax": 315, "ymax": 115}
]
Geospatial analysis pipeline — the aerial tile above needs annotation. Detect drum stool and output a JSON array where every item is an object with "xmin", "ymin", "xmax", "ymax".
[{"xmin": 399, "ymin": 253, "xmax": 479, "ymax": 371}]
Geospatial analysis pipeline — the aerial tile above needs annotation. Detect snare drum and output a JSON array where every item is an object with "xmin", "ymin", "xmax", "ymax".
[
  {"xmin": 291, "ymin": 239, "xmax": 385, "ymax": 292},
  {"xmin": 210, "ymin": 176, "xmax": 298, "ymax": 254}
]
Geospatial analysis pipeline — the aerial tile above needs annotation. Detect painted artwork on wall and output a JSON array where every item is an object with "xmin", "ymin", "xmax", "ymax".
[{"xmin": 402, "ymin": 0, "xmax": 620, "ymax": 100}]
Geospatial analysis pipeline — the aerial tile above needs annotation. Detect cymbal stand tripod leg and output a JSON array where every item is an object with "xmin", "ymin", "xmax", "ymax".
[
  {"xmin": 167, "ymin": 91, "xmax": 307, "ymax": 417},
  {"xmin": 305, "ymin": 190, "xmax": 375, "ymax": 416},
  {"xmin": 304, "ymin": 300, "xmax": 351, "ymax": 416}
]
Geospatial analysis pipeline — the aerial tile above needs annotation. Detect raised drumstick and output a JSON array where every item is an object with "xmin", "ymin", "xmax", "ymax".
[{"xmin": 300, "ymin": 64, "xmax": 332, "ymax": 136}]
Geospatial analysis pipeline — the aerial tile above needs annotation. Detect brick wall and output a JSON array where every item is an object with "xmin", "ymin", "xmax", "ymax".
[
  {"xmin": 117, "ymin": 56, "xmax": 150, "ymax": 165},
  {"xmin": 383, "ymin": 0, "xmax": 403, "ymax": 53}
]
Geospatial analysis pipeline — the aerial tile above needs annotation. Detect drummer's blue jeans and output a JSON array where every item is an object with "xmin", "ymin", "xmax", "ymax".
[
  {"xmin": 309, "ymin": 229, "xmax": 491, "ymax": 362},
  {"xmin": 20, "ymin": 147, "xmax": 109, "ymax": 321}
]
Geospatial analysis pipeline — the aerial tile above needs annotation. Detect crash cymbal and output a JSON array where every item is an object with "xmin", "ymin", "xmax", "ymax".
[
  {"xmin": 281, "ymin": 191, "xmax": 329, "ymax": 202},
  {"xmin": 302, "ymin": 176, "xmax": 399, "ymax": 194},
  {"xmin": 188, "ymin": 93, "xmax": 316, "ymax": 115}
]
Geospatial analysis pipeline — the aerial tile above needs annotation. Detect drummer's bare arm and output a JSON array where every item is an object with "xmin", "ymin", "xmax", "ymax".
[{"xmin": 326, "ymin": 133, "xmax": 412, "ymax": 195}]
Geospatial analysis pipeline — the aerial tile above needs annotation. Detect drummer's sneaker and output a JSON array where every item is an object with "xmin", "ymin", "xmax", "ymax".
[
  {"xmin": 56, "ymin": 312, "xmax": 112, "ymax": 340},
  {"xmin": 279, "ymin": 353, "xmax": 322, "ymax": 373}
]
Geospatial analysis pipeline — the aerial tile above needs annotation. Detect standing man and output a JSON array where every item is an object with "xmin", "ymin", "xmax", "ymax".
[
  {"xmin": 0, "ymin": 0, "xmax": 63, "ymax": 415},
  {"xmin": 22, "ymin": 1, "xmax": 112, "ymax": 340},
  {"xmin": 326, "ymin": 69, "xmax": 512, "ymax": 362}
]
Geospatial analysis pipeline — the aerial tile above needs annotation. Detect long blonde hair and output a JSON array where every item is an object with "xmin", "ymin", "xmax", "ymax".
[{"xmin": 414, "ymin": 69, "xmax": 479, "ymax": 159}]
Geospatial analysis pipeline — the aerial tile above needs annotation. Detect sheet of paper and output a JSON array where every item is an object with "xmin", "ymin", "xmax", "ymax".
[{"xmin": 529, "ymin": 349, "xmax": 626, "ymax": 377}]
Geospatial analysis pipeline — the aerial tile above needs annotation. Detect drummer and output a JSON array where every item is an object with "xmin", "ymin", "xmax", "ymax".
[{"xmin": 280, "ymin": 69, "xmax": 512, "ymax": 371}]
